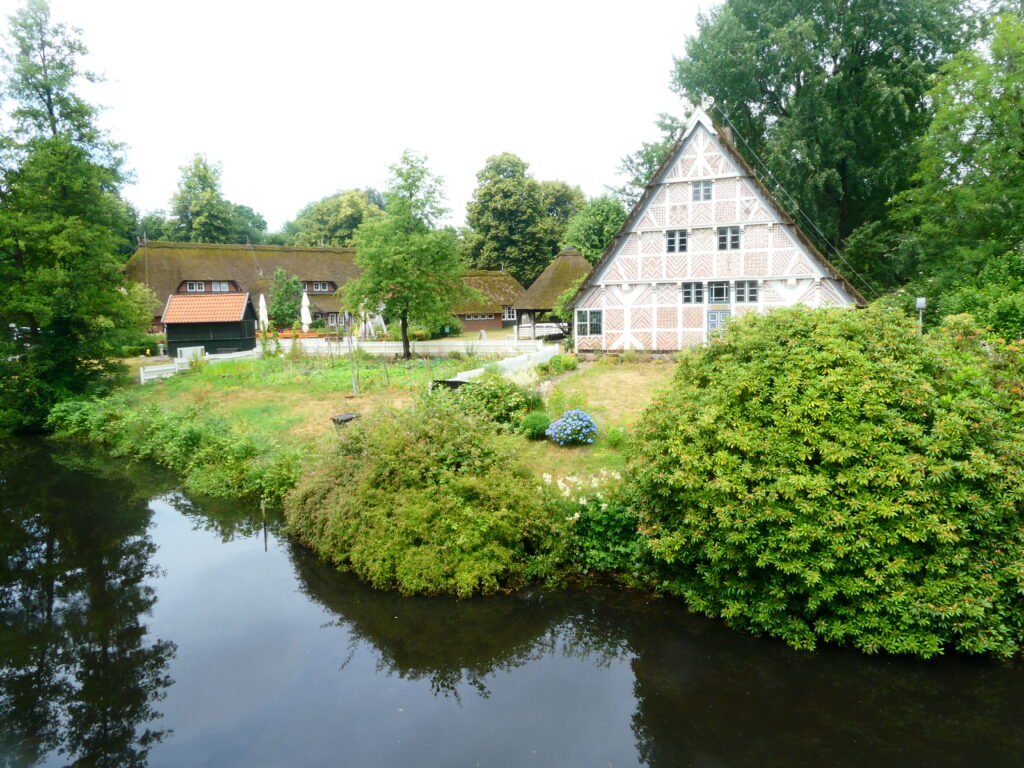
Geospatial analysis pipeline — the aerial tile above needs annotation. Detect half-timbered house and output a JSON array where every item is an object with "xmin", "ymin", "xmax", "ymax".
[{"xmin": 570, "ymin": 105, "xmax": 867, "ymax": 352}]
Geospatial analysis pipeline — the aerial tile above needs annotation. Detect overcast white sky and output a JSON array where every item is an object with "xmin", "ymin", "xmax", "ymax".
[{"xmin": 2, "ymin": 0, "xmax": 707, "ymax": 231}]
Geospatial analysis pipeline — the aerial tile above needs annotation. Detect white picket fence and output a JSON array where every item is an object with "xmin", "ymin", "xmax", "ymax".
[
  {"xmin": 137, "ymin": 337, "xmax": 545, "ymax": 384},
  {"xmin": 139, "ymin": 348, "xmax": 257, "ymax": 384},
  {"xmin": 514, "ymin": 322, "xmax": 564, "ymax": 340}
]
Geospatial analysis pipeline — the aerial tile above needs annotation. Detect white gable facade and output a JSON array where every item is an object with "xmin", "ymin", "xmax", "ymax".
[{"xmin": 573, "ymin": 108, "xmax": 864, "ymax": 352}]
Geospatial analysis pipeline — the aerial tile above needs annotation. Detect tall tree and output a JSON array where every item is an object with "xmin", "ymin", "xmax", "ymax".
[
  {"xmin": 286, "ymin": 189, "xmax": 382, "ymax": 247},
  {"xmin": 533, "ymin": 179, "xmax": 585, "ymax": 261},
  {"xmin": 268, "ymin": 267, "xmax": 301, "ymax": 329},
  {"xmin": 623, "ymin": 0, "xmax": 976, "ymax": 281},
  {"xmin": 347, "ymin": 151, "xmax": 467, "ymax": 359},
  {"xmin": 0, "ymin": 0, "xmax": 152, "ymax": 433},
  {"xmin": 562, "ymin": 195, "xmax": 627, "ymax": 264},
  {"xmin": 850, "ymin": 12, "xmax": 1024, "ymax": 326},
  {"xmin": 166, "ymin": 154, "xmax": 266, "ymax": 244},
  {"xmin": 464, "ymin": 153, "xmax": 544, "ymax": 284}
]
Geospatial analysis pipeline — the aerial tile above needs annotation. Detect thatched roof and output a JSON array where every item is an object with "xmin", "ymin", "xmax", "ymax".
[
  {"xmin": 126, "ymin": 241, "xmax": 359, "ymax": 314},
  {"xmin": 516, "ymin": 248, "xmax": 592, "ymax": 311},
  {"xmin": 161, "ymin": 293, "xmax": 253, "ymax": 324},
  {"xmin": 453, "ymin": 270, "xmax": 525, "ymax": 314}
]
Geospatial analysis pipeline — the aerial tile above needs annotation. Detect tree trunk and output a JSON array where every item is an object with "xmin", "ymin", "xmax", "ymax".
[{"xmin": 401, "ymin": 312, "xmax": 411, "ymax": 359}]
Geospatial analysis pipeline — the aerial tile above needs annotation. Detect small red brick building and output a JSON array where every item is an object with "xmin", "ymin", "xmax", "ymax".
[{"xmin": 452, "ymin": 270, "xmax": 526, "ymax": 331}]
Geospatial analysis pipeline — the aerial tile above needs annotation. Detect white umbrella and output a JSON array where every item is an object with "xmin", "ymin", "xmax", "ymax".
[
  {"xmin": 258, "ymin": 293, "xmax": 269, "ymax": 332},
  {"xmin": 300, "ymin": 291, "xmax": 312, "ymax": 332}
]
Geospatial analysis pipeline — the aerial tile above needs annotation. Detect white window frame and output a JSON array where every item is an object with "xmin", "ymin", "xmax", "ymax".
[
  {"xmin": 211, "ymin": 281, "xmax": 229, "ymax": 292},
  {"xmin": 708, "ymin": 281, "xmax": 731, "ymax": 303},
  {"xmin": 717, "ymin": 226, "xmax": 741, "ymax": 250},
  {"xmin": 312, "ymin": 281, "xmax": 330, "ymax": 293},
  {"xmin": 575, "ymin": 309, "xmax": 602, "ymax": 337},
  {"xmin": 735, "ymin": 281, "xmax": 758, "ymax": 303},
  {"xmin": 665, "ymin": 229, "xmax": 688, "ymax": 253},
  {"xmin": 693, "ymin": 180, "xmax": 713, "ymax": 202},
  {"xmin": 502, "ymin": 306, "xmax": 516, "ymax": 321},
  {"xmin": 465, "ymin": 313, "xmax": 495, "ymax": 321},
  {"xmin": 186, "ymin": 281, "xmax": 205, "ymax": 292},
  {"xmin": 681, "ymin": 282, "xmax": 704, "ymax": 304},
  {"xmin": 327, "ymin": 313, "xmax": 339, "ymax": 326}
]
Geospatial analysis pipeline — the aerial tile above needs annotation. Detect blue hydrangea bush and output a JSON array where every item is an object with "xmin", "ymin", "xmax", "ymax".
[{"xmin": 546, "ymin": 409, "xmax": 597, "ymax": 446}]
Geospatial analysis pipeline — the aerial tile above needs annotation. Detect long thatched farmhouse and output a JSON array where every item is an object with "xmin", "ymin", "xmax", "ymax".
[
  {"xmin": 570, "ymin": 105, "xmax": 867, "ymax": 352},
  {"xmin": 126, "ymin": 241, "xmax": 360, "ymax": 329}
]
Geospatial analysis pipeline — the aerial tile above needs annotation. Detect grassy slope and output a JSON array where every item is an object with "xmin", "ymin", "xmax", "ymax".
[{"xmin": 121, "ymin": 354, "xmax": 676, "ymax": 479}]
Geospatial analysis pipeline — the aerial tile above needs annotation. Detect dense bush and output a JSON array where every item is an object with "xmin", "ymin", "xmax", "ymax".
[
  {"xmin": 453, "ymin": 372, "xmax": 542, "ymax": 427},
  {"xmin": 47, "ymin": 395, "xmax": 300, "ymax": 503},
  {"xmin": 537, "ymin": 354, "xmax": 579, "ymax": 377},
  {"xmin": 519, "ymin": 411, "xmax": 551, "ymax": 440},
  {"xmin": 546, "ymin": 409, "xmax": 598, "ymax": 446},
  {"xmin": 630, "ymin": 307, "xmax": 1024, "ymax": 658},
  {"xmin": 284, "ymin": 394, "xmax": 570, "ymax": 596}
]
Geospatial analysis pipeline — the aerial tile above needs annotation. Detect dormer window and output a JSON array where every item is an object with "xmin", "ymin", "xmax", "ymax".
[
  {"xmin": 211, "ymin": 281, "xmax": 230, "ymax": 292},
  {"xmin": 186, "ymin": 281, "xmax": 205, "ymax": 292},
  {"xmin": 303, "ymin": 281, "xmax": 331, "ymax": 293}
]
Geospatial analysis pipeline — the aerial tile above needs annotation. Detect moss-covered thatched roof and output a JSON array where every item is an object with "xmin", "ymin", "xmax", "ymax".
[
  {"xmin": 515, "ymin": 248, "xmax": 592, "ymax": 311},
  {"xmin": 125, "ymin": 241, "xmax": 359, "ymax": 314},
  {"xmin": 453, "ymin": 270, "xmax": 525, "ymax": 314}
]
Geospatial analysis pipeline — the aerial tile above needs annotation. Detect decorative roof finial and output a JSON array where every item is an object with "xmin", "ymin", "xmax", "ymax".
[{"xmin": 700, "ymin": 94, "xmax": 715, "ymax": 111}]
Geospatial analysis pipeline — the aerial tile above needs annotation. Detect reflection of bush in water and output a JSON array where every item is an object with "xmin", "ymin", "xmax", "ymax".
[
  {"xmin": 288, "ymin": 543, "xmax": 630, "ymax": 698},
  {"xmin": 628, "ymin": 601, "xmax": 1024, "ymax": 767}
]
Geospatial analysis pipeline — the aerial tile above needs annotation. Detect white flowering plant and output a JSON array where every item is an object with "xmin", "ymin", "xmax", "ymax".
[{"xmin": 545, "ymin": 408, "xmax": 597, "ymax": 446}]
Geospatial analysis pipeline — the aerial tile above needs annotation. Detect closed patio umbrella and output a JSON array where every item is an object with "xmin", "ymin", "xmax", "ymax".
[
  {"xmin": 300, "ymin": 291, "xmax": 312, "ymax": 332},
  {"xmin": 258, "ymin": 293, "xmax": 269, "ymax": 332}
]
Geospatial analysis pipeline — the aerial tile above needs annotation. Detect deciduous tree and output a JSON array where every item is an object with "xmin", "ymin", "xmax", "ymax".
[
  {"xmin": 562, "ymin": 195, "xmax": 627, "ymax": 264},
  {"xmin": 347, "ymin": 151, "xmax": 467, "ymax": 358},
  {"xmin": 167, "ymin": 154, "xmax": 266, "ymax": 244},
  {"xmin": 0, "ymin": 0, "xmax": 152, "ymax": 433},
  {"xmin": 287, "ymin": 189, "xmax": 382, "ymax": 247},
  {"xmin": 268, "ymin": 268, "xmax": 302, "ymax": 329}
]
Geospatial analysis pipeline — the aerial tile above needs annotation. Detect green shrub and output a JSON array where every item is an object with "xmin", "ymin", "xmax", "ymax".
[
  {"xmin": 604, "ymin": 426, "xmax": 627, "ymax": 449},
  {"xmin": 284, "ymin": 395, "xmax": 571, "ymax": 596},
  {"xmin": 630, "ymin": 306, "xmax": 1024, "ymax": 658},
  {"xmin": 520, "ymin": 411, "xmax": 551, "ymax": 439},
  {"xmin": 47, "ymin": 395, "xmax": 299, "ymax": 504},
  {"xmin": 549, "ymin": 354, "xmax": 579, "ymax": 374},
  {"xmin": 453, "ymin": 372, "xmax": 541, "ymax": 427}
]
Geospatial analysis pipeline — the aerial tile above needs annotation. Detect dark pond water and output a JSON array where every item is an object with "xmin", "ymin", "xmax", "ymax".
[{"xmin": 3, "ymin": 439, "xmax": 1024, "ymax": 767}]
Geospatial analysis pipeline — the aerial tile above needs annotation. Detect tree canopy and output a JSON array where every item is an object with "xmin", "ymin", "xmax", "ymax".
[
  {"xmin": 163, "ymin": 154, "xmax": 267, "ymax": 244},
  {"xmin": 347, "ymin": 151, "xmax": 467, "ymax": 358},
  {"xmin": 284, "ymin": 189, "xmax": 383, "ymax": 247},
  {"xmin": 0, "ymin": 0, "xmax": 152, "ymax": 433},
  {"xmin": 848, "ymin": 12, "xmax": 1024, "ymax": 321},
  {"xmin": 268, "ymin": 267, "xmax": 302, "ymax": 329},
  {"xmin": 463, "ymin": 153, "xmax": 584, "ymax": 286},
  {"xmin": 562, "ymin": 195, "xmax": 627, "ymax": 264}
]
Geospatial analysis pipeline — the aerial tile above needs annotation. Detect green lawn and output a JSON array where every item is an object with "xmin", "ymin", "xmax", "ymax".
[{"xmin": 122, "ymin": 352, "xmax": 676, "ymax": 480}]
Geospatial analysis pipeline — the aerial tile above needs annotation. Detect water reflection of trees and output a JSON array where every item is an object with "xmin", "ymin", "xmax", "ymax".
[
  {"xmin": 159, "ymin": 491, "xmax": 283, "ymax": 544},
  {"xmin": 0, "ymin": 441, "xmax": 176, "ymax": 768},
  {"xmin": 288, "ymin": 543, "xmax": 631, "ymax": 700},
  {"xmin": 290, "ymin": 536, "xmax": 1024, "ymax": 767}
]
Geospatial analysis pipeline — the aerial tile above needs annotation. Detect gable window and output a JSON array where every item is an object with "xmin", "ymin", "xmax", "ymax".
[
  {"xmin": 708, "ymin": 281, "xmax": 731, "ymax": 303},
  {"xmin": 576, "ymin": 309, "xmax": 602, "ymax": 337},
  {"xmin": 211, "ymin": 281, "xmax": 229, "ymax": 292},
  {"xmin": 665, "ymin": 229, "xmax": 688, "ymax": 253},
  {"xmin": 681, "ymin": 282, "xmax": 704, "ymax": 304},
  {"xmin": 186, "ymin": 281, "xmax": 205, "ymax": 292},
  {"xmin": 502, "ymin": 306, "xmax": 516, "ymax": 321},
  {"xmin": 718, "ymin": 226, "xmax": 741, "ymax": 250},
  {"xmin": 692, "ymin": 180, "xmax": 713, "ymax": 201},
  {"xmin": 735, "ymin": 280, "xmax": 758, "ymax": 303}
]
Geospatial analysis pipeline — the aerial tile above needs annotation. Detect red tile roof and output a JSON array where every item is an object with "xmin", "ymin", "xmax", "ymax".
[{"xmin": 161, "ymin": 293, "xmax": 252, "ymax": 324}]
